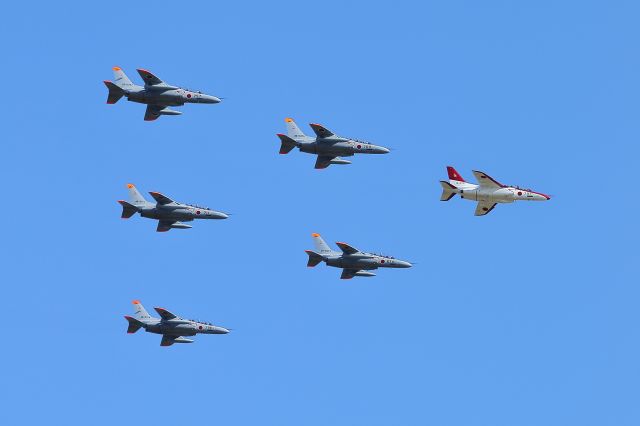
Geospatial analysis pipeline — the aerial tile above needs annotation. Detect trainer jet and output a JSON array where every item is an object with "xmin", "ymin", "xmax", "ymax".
[
  {"xmin": 117, "ymin": 184, "xmax": 228, "ymax": 232},
  {"xmin": 305, "ymin": 233, "xmax": 412, "ymax": 279},
  {"xmin": 276, "ymin": 118, "xmax": 390, "ymax": 169},
  {"xmin": 124, "ymin": 300, "xmax": 230, "ymax": 347},
  {"xmin": 440, "ymin": 166, "xmax": 551, "ymax": 216},
  {"xmin": 103, "ymin": 67, "xmax": 221, "ymax": 121}
]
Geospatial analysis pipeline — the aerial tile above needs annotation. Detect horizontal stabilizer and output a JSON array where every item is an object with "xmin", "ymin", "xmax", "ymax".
[
  {"xmin": 305, "ymin": 250, "xmax": 324, "ymax": 267},
  {"xmin": 104, "ymin": 81, "xmax": 124, "ymax": 104},
  {"xmin": 124, "ymin": 316, "xmax": 144, "ymax": 334},
  {"xmin": 276, "ymin": 134, "xmax": 298, "ymax": 154},
  {"xmin": 117, "ymin": 200, "xmax": 139, "ymax": 219},
  {"xmin": 440, "ymin": 181, "xmax": 457, "ymax": 201}
]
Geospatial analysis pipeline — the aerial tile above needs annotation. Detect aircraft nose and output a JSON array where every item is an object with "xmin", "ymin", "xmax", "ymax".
[
  {"xmin": 375, "ymin": 146, "xmax": 390, "ymax": 154},
  {"xmin": 395, "ymin": 260, "xmax": 413, "ymax": 268},
  {"xmin": 216, "ymin": 327, "xmax": 230, "ymax": 334},
  {"xmin": 200, "ymin": 94, "xmax": 222, "ymax": 104},
  {"xmin": 211, "ymin": 211, "xmax": 229, "ymax": 219}
]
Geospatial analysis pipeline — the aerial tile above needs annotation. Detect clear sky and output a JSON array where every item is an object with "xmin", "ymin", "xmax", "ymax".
[{"xmin": 1, "ymin": 1, "xmax": 639, "ymax": 425}]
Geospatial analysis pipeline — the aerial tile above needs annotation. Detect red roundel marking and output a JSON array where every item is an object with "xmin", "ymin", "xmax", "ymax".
[
  {"xmin": 357, "ymin": 144, "xmax": 362, "ymax": 149},
  {"xmin": 199, "ymin": 325, "xmax": 203, "ymax": 330},
  {"xmin": 517, "ymin": 191, "xmax": 522, "ymax": 196},
  {"xmin": 187, "ymin": 93, "xmax": 192, "ymax": 98},
  {"xmin": 380, "ymin": 259, "xmax": 385, "ymax": 264},
  {"xmin": 196, "ymin": 210, "xmax": 201, "ymax": 215}
]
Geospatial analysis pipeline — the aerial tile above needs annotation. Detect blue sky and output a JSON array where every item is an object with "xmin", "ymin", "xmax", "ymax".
[{"xmin": 1, "ymin": 1, "xmax": 639, "ymax": 424}]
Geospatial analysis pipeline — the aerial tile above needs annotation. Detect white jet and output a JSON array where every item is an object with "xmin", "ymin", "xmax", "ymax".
[{"xmin": 440, "ymin": 166, "xmax": 550, "ymax": 216}]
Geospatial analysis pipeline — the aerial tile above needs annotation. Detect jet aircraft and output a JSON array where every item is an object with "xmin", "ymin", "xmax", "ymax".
[
  {"xmin": 440, "ymin": 166, "xmax": 551, "ymax": 216},
  {"xmin": 124, "ymin": 300, "xmax": 230, "ymax": 347},
  {"xmin": 104, "ymin": 67, "xmax": 221, "ymax": 121},
  {"xmin": 305, "ymin": 233, "xmax": 412, "ymax": 279},
  {"xmin": 117, "ymin": 184, "xmax": 228, "ymax": 232},
  {"xmin": 276, "ymin": 118, "xmax": 390, "ymax": 169}
]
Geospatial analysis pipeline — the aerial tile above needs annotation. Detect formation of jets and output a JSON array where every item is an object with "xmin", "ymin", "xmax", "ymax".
[
  {"xmin": 125, "ymin": 301, "xmax": 229, "ymax": 346},
  {"xmin": 106, "ymin": 67, "xmax": 552, "ymax": 346}
]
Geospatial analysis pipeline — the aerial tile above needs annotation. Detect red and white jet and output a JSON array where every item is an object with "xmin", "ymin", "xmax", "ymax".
[{"xmin": 440, "ymin": 166, "xmax": 550, "ymax": 216}]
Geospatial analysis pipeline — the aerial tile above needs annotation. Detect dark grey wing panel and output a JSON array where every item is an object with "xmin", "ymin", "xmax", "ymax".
[
  {"xmin": 137, "ymin": 69, "xmax": 164, "ymax": 85},
  {"xmin": 148, "ymin": 192, "xmax": 174, "ymax": 205},
  {"xmin": 144, "ymin": 105, "xmax": 163, "ymax": 121},
  {"xmin": 340, "ymin": 269, "xmax": 359, "ymax": 280},
  {"xmin": 314, "ymin": 155, "xmax": 335, "ymax": 169},
  {"xmin": 160, "ymin": 335, "xmax": 177, "ymax": 346},
  {"xmin": 157, "ymin": 220, "xmax": 175, "ymax": 232},
  {"xmin": 309, "ymin": 123, "xmax": 335, "ymax": 138}
]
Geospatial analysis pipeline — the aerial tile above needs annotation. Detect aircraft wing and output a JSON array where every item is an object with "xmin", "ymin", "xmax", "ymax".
[
  {"xmin": 144, "ymin": 104, "xmax": 164, "ymax": 121},
  {"xmin": 472, "ymin": 170, "xmax": 504, "ymax": 189},
  {"xmin": 161, "ymin": 335, "xmax": 179, "ymax": 346},
  {"xmin": 340, "ymin": 269, "xmax": 360, "ymax": 280},
  {"xmin": 335, "ymin": 242, "xmax": 360, "ymax": 255},
  {"xmin": 314, "ymin": 155, "xmax": 335, "ymax": 169},
  {"xmin": 149, "ymin": 191, "xmax": 174, "ymax": 205},
  {"xmin": 475, "ymin": 201, "xmax": 497, "ymax": 216},
  {"xmin": 137, "ymin": 68, "xmax": 164, "ymax": 85},
  {"xmin": 309, "ymin": 123, "xmax": 335, "ymax": 138},
  {"xmin": 157, "ymin": 220, "xmax": 176, "ymax": 232},
  {"xmin": 154, "ymin": 307, "xmax": 178, "ymax": 320}
]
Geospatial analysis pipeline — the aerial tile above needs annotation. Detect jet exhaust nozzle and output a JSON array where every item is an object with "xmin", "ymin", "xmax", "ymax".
[{"xmin": 354, "ymin": 271, "xmax": 376, "ymax": 277}]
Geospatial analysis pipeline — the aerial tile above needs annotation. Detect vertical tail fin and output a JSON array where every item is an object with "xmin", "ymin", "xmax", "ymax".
[
  {"xmin": 126, "ymin": 184, "xmax": 150, "ymax": 207},
  {"xmin": 112, "ymin": 66, "xmax": 135, "ymax": 89},
  {"xmin": 312, "ymin": 233, "xmax": 333, "ymax": 254},
  {"xmin": 285, "ymin": 118, "xmax": 307, "ymax": 139},
  {"xmin": 447, "ymin": 166, "xmax": 466, "ymax": 183},
  {"xmin": 132, "ymin": 300, "xmax": 152, "ymax": 321}
]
